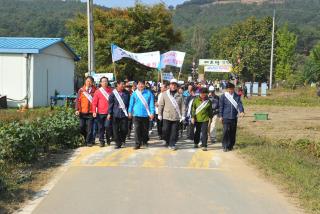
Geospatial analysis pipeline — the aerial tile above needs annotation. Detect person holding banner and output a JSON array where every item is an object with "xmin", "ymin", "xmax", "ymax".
[
  {"xmin": 219, "ymin": 82, "xmax": 245, "ymax": 152},
  {"xmin": 76, "ymin": 76, "xmax": 97, "ymax": 147},
  {"xmin": 158, "ymin": 79, "xmax": 185, "ymax": 151},
  {"xmin": 108, "ymin": 80, "xmax": 131, "ymax": 149},
  {"xmin": 92, "ymin": 77, "xmax": 113, "ymax": 147},
  {"xmin": 128, "ymin": 80, "xmax": 155, "ymax": 150},
  {"xmin": 191, "ymin": 88, "xmax": 213, "ymax": 151}
]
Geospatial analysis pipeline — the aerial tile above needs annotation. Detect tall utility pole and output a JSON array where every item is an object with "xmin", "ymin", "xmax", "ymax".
[
  {"xmin": 269, "ymin": 7, "xmax": 275, "ymax": 90},
  {"xmin": 87, "ymin": 0, "xmax": 95, "ymax": 76}
]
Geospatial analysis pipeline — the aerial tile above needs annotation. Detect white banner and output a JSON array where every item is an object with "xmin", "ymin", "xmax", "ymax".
[
  {"xmin": 92, "ymin": 72, "xmax": 114, "ymax": 82},
  {"xmin": 204, "ymin": 65, "xmax": 232, "ymax": 73},
  {"xmin": 160, "ymin": 51, "xmax": 185, "ymax": 69},
  {"xmin": 162, "ymin": 72, "xmax": 174, "ymax": 81},
  {"xmin": 111, "ymin": 44, "xmax": 160, "ymax": 69}
]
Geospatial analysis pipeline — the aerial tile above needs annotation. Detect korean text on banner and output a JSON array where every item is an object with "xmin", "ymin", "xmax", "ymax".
[{"xmin": 111, "ymin": 44, "xmax": 160, "ymax": 69}]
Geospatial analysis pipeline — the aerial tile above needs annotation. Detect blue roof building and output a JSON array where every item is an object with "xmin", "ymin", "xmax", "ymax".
[{"xmin": 0, "ymin": 37, "xmax": 80, "ymax": 108}]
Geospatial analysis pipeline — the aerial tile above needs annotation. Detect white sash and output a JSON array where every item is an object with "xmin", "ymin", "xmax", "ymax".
[
  {"xmin": 195, "ymin": 100, "xmax": 209, "ymax": 115},
  {"xmin": 187, "ymin": 98, "xmax": 194, "ymax": 117},
  {"xmin": 99, "ymin": 87, "xmax": 109, "ymax": 101},
  {"xmin": 136, "ymin": 90, "xmax": 151, "ymax": 117},
  {"xmin": 224, "ymin": 92, "xmax": 239, "ymax": 112},
  {"xmin": 113, "ymin": 89, "xmax": 128, "ymax": 117},
  {"xmin": 82, "ymin": 90, "xmax": 93, "ymax": 103},
  {"xmin": 166, "ymin": 90, "xmax": 182, "ymax": 120}
]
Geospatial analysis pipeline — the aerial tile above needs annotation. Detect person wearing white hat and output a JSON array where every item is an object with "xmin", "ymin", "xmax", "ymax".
[
  {"xmin": 158, "ymin": 79, "xmax": 185, "ymax": 150},
  {"xmin": 208, "ymin": 85, "xmax": 220, "ymax": 144}
]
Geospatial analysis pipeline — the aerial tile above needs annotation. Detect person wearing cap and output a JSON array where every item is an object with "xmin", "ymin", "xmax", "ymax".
[
  {"xmin": 208, "ymin": 85, "xmax": 220, "ymax": 144},
  {"xmin": 219, "ymin": 82, "xmax": 245, "ymax": 152},
  {"xmin": 158, "ymin": 79, "xmax": 185, "ymax": 150},
  {"xmin": 191, "ymin": 87, "xmax": 213, "ymax": 151},
  {"xmin": 128, "ymin": 80, "xmax": 155, "ymax": 150}
]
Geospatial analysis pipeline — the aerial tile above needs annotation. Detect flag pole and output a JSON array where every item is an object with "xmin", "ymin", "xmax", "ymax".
[
  {"xmin": 113, "ymin": 62, "xmax": 117, "ymax": 81},
  {"xmin": 178, "ymin": 66, "xmax": 182, "ymax": 81}
]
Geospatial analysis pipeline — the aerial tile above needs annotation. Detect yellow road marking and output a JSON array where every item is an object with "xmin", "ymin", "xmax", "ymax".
[
  {"xmin": 71, "ymin": 146, "xmax": 102, "ymax": 166},
  {"xmin": 94, "ymin": 147, "xmax": 136, "ymax": 167},
  {"xmin": 142, "ymin": 149, "xmax": 175, "ymax": 168},
  {"xmin": 188, "ymin": 150, "xmax": 214, "ymax": 169}
]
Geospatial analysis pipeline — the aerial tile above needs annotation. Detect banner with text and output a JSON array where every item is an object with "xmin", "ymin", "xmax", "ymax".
[
  {"xmin": 111, "ymin": 44, "xmax": 160, "ymax": 69},
  {"xmin": 160, "ymin": 51, "xmax": 186, "ymax": 69}
]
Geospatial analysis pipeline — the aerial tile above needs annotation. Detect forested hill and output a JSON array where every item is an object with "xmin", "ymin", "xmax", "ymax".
[
  {"xmin": 173, "ymin": 0, "xmax": 320, "ymax": 52},
  {"xmin": 0, "ymin": 0, "xmax": 87, "ymax": 38}
]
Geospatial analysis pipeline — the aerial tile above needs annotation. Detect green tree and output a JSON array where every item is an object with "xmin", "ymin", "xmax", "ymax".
[
  {"xmin": 275, "ymin": 24, "xmax": 298, "ymax": 81},
  {"xmin": 65, "ymin": 4, "xmax": 182, "ymax": 80},
  {"xmin": 303, "ymin": 42, "xmax": 320, "ymax": 83},
  {"xmin": 210, "ymin": 17, "xmax": 273, "ymax": 81}
]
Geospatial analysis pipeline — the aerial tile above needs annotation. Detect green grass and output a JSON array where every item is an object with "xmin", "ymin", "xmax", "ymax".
[
  {"xmin": 236, "ymin": 129, "xmax": 320, "ymax": 214},
  {"xmin": 243, "ymin": 87, "xmax": 320, "ymax": 107}
]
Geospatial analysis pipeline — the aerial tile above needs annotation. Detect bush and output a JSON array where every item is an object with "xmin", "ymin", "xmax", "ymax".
[{"xmin": 0, "ymin": 109, "xmax": 82, "ymax": 163}]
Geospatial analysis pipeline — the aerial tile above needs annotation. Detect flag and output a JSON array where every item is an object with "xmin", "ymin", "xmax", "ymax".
[{"xmin": 111, "ymin": 44, "xmax": 160, "ymax": 69}]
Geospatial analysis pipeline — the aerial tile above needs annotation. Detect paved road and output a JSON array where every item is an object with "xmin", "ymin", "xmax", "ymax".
[{"xmin": 23, "ymin": 131, "xmax": 302, "ymax": 214}]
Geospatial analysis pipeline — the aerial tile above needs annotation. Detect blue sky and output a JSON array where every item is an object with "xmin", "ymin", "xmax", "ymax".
[{"xmin": 91, "ymin": 0, "xmax": 186, "ymax": 8}]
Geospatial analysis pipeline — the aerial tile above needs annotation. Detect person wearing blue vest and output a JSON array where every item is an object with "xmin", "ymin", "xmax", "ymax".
[
  {"xmin": 219, "ymin": 82, "xmax": 245, "ymax": 152},
  {"xmin": 128, "ymin": 80, "xmax": 155, "ymax": 150}
]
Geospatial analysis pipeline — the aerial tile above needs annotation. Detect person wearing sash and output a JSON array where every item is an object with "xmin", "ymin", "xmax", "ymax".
[
  {"xmin": 92, "ymin": 77, "xmax": 113, "ymax": 147},
  {"xmin": 219, "ymin": 82, "xmax": 245, "ymax": 152},
  {"xmin": 191, "ymin": 88, "xmax": 212, "ymax": 151},
  {"xmin": 76, "ymin": 76, "xmax": 97, "ymax": 147},
  {"xmin": 108, "ymin": 80, "xmax": 130, "ymax": 149},
  {"xmin": 128, "ymin": 80, "xmax": 155, "ymax": 150},
  {"xmin": 208, "ymin": 86, "xmax": 219, "ymax": 144},
  {"xmin": 158, "ymin": 79, "xmax": 185, "ymax": 150},
  {"xmin": 184, "ymin": 86, "xmax": 196, "ymax": 142}
]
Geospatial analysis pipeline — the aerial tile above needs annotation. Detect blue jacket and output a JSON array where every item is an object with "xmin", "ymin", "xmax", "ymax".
[
  {"xmin": 219, "ymin": 93, "xmax": 244, "ymax": 120},
  {"xmin": 128, "ymin": 89, "xmax": 155, "ymax": 117},
  {"xmin": 108, "ymin": 89, "xmax": 130, "ymax": 118}
]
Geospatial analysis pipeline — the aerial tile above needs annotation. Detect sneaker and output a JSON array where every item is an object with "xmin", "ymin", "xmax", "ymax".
[
  {"xmin": 87, "ymin": 143, "xmax": 93, "ymax": 147},
  {"xmin": 185, "ymin": 139, "xmax": 193, "ymax": 143},
  {"xmin": 202, "ymin": 147, "xmax": 208, "ymax": 151},
  {"xmin": 194, "ymin": 144, "xmax": 199, "ymax": 148},
  {"xmin": 169, "ymin": 146, "xmax": 177, "ymax": 151},
  {"xmin": 198, "ymin": 142, "xmax": 202, "ymax": 147},
  {"xmin": 99, "ymin": 141, "xmax": 105, "ymax": 147},
  {"xmin": 223, "ymin": 148, "xmax": 228, "ymax": 152},
  {"xmin": 106, "ymin": 140, "xmax": 111, "ymax": 146},
  {"xmin": 114, "ymin": 145, "xmax": 121, "ymax": 149}
]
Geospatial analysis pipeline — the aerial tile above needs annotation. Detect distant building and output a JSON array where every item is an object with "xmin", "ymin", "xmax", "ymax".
[{"xmin": 0, "ymin": 37, "xmax": 79, "ymax": 108}]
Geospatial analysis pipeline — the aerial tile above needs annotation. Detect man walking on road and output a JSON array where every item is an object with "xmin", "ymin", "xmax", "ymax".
[
  {"xmin": 191, "ymin": 87, "xmax": 212, "ymax": 151},
  {"xmin": 128, "ymin": 80, "xmax": 155, "ymax": 150},
  {"xmin": 219, "ymin": 82, "xmax": 245, "ymax": 152},
  {"xmin": 158, "ymin": 79, "xmax": 185, "ymax": 150},
  {"xmin": 108, "ymin": 80, "xmax": 130, "ymax": 149},
  {"xmin": 92, "ymin": 77, "xmax": 113, "ymax": 147},
  {"xmin": 76, "ymin": 76, "xmax": 97, "ymax": 147}
]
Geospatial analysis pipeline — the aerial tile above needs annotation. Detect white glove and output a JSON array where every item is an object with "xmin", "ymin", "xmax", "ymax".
[{"xmin": 158, "ymin": 115, "xmax": 162, "ymax": 120}]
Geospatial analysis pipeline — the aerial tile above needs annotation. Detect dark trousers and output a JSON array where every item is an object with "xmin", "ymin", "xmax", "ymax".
[
  {"xmin": 157, "ymin": 117, "xmax": 163, "ymax": 139},
  {"xmin": 187, "ymin": 123, "xmax": 195, "ymax": 140},
  {"xmin": 133, "ymin": 117, "xmax": 149, "ymax": 146},
  {"xmin": 222, "ymin": 119, "xmax": 238, "ymax": 149},
  {"xmin": 162, "ymin": 119, "xmax": 179, "ymax": 147},
  {"xmin": 79, "ymin": 113, "xmax": 94, "ymax": 145},
  {"xmin": 194, "ymin": 121, "xmax": 209, "ymax": 147},
  {"xmin": 112, "ymin": 117, "xmax": 128, "ymax": 147},
  {"xmin": 127, "ymin": 119, "xmax": 133, "ymax": 138},
  {"xmin": 97, "ymin": 114, "xmax": 111, "ymax": 143}
]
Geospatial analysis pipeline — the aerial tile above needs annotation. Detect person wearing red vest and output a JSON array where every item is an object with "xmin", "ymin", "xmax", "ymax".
[
  {"xmin": 92, "ymin": 77, "xmax": 113, "ymax": 147},
  {"xmin": 76, "ymin": 76, "xmax": 97, "ymax": 147}
]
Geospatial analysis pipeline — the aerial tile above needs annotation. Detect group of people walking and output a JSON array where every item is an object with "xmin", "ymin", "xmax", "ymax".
[{"xmin": 75, "ymin": 76, "xmax": 245, "ymax": 152}]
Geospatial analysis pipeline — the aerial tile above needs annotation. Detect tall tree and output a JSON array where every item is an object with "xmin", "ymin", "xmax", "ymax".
[
  {"xmin": 275, "ymin": 24, "xmax": 298, "ymax": 81},
  {"xmin": 210, "ymin": 17, "xmax": 273, "ymax": 81},
  {"xmin": 303, "ymin": 42, "xmax": 320, "ymax": 83},
  {"xmin": 65, "ymin": 4, "xmax": 182, "ymax": 80}
]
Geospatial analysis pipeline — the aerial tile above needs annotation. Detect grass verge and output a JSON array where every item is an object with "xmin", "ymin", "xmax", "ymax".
[{"xmin": 236, "ymin": 128, "xmax": 320, "ymax": 214}]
